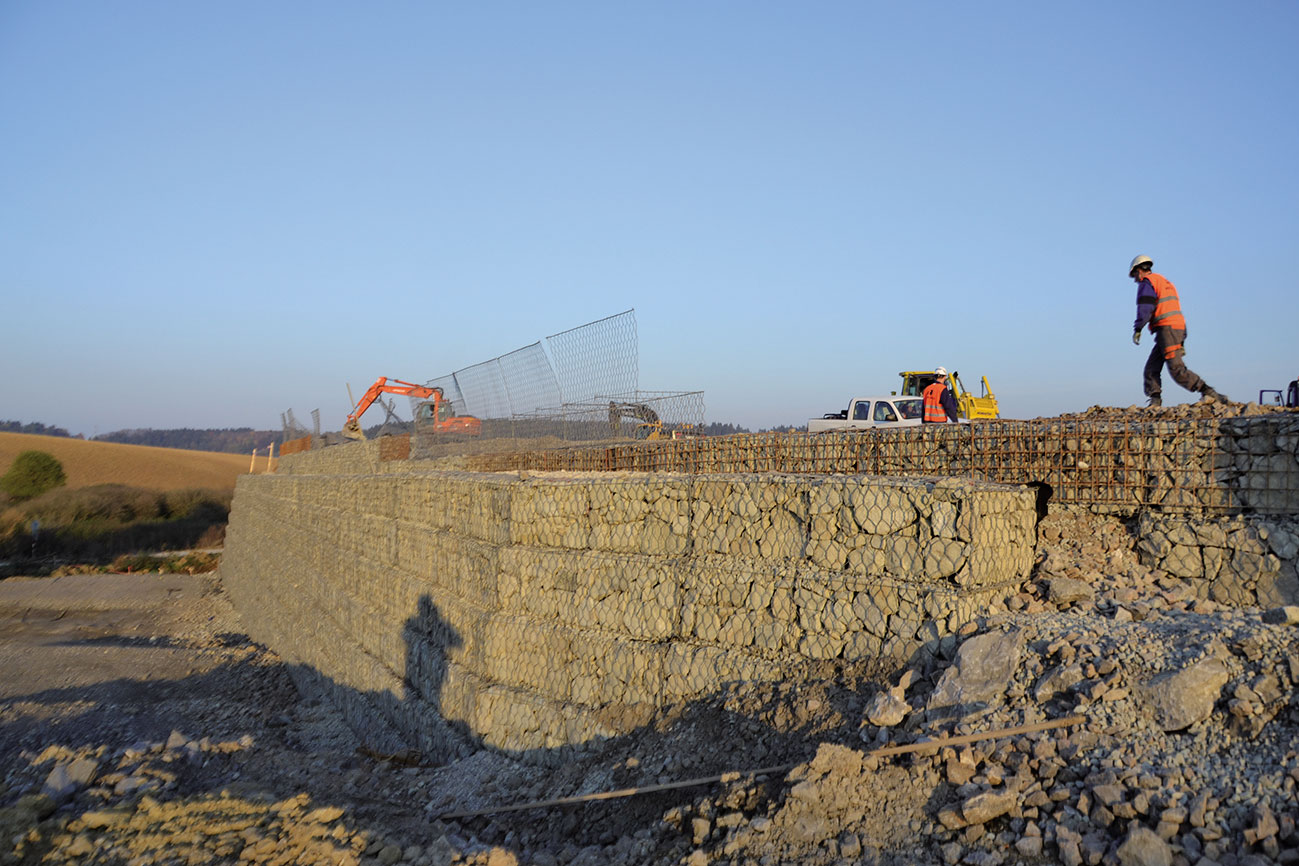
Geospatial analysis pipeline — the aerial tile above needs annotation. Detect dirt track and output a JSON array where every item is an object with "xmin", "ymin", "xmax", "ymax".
[{"xmin": 0, "ymin": 573, "xmax": 450, "ymax": 865}]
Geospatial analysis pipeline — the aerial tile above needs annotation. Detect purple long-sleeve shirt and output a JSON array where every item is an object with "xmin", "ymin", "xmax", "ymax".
[{"xmin": 1133, "ymin": 277, "xmax": 1158, "ymax": 332}]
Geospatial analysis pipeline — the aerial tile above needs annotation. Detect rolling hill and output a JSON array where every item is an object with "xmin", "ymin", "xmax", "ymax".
[{"xmin": 0, "ymin": 432, "xmax": 255, "ymax": 492}]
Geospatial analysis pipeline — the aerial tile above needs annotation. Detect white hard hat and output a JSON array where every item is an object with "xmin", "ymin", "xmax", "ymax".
[
  {"xmin": 935, "ymin": 366, "xmax": 947, "ymax": 376},
  {"xmin": 1129, "ymin": 255, "xmax": 1153, "ymax": 276}
]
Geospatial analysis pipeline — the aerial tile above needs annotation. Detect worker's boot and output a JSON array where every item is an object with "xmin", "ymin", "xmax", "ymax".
[
  {"xmin": 1147, "ymin": 394, "xmax": 1162, "ymax": 407},
  {"xmin": 1200, "ymin": 386, "xmax": 1227, "ymax": 403}
]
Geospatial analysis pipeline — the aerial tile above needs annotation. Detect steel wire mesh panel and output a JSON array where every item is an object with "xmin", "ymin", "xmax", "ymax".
[
  {"xmin": 422, "ymin": 375, "xmax": 467, "ymax": 417},
  {"xmin": 546, "ymin": 309, "xmax": 638, "ymax": 404},
  {"xmin": 281, "ymin": 410, "xmax": 311, "ymax": 443},
  {"xmin": 416, "ymin": 310, "xmax": 675, "ymax": 442},
  {"xmin": 498, "ymin": 342, "xmax": 563, "ymax": 415},
  {"xmin": 419, "ymin": 344, "xmax": 564, "ymax": 424},
  {"xmin": 448, "ymin": 359, "xmax": 514, "ymax": 420},
  {"xmin": 280, "ymin": 409, "xmax": 315, "ymax": 455},
  {"xmin": 493, "ymin": 391, "xmax": 705, "ymax": 442}
]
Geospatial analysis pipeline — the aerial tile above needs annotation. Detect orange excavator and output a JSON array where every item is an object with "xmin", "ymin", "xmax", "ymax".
[{"xmin": 343, "ymin": 377, "xmax": 482, "ymax": 440}]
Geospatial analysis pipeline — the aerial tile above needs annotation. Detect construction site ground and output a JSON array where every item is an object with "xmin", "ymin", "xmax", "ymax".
[{"xmin": 4, "ymin": 504, "xmax": 1299, "ymax": 863}]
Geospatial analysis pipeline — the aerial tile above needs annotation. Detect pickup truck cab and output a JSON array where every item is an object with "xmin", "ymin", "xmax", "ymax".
[{"xmin": 807, "ymin": 396, "xmax": 925, "ymax": 433}]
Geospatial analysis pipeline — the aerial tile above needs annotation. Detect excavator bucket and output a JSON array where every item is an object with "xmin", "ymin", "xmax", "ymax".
[{"xmin": 342, "ymin": 419, "xmax": 366, "ymax": 441}]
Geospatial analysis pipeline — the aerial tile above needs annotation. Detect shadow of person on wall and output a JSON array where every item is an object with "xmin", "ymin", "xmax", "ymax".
[{"xmin": 393, "ymin": 594, "xmax": 475, "ymax": 762}]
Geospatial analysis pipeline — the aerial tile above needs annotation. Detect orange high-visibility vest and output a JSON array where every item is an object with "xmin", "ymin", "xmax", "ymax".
[
  {"xmin": 922, "ymin": 382, "xmax": 949, "ymax": 423},
  {"xmin": 1144, "ymin": 272, "xmax": 1187, "ymax": 332},
  {"xmin": 1143, "ymin": 271, "xmax": 1187, "ymax": 358}
]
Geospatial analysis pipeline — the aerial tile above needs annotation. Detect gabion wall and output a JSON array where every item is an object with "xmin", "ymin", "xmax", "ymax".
[
  {"xmin": 1135, "ymin": 512, "xmax": 1299, "ymax": 607},
  {"xmin": 221, "ymin": 468, "xmax": 1037, "ymax": 759}
]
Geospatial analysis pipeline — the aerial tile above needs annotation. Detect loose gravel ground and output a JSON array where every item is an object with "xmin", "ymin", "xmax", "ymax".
[{"xmin": 4, "ymin": 506, "xmax": 1299, "ymax": 865}]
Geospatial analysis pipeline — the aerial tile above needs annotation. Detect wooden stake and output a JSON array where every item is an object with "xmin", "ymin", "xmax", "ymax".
[{"xmin": 437, "ymin": 714, "xmax": 1086, "ymax": 820}]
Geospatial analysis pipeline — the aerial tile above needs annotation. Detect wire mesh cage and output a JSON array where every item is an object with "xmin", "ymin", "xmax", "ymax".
[{"xmin": 463, "ymin": 415, "xmax": 1299, "ymax": 517}]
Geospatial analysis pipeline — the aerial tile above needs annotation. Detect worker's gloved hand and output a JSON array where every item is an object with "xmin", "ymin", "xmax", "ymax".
[{"xmin": 1132, "ymin": 331, "xmax": 1141, "ymax": 346}]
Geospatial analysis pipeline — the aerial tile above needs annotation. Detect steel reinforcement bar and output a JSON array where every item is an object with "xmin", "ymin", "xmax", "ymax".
[{"xmin": 460, "ymin": 417, "xmax": 1299, "ymax": 515}]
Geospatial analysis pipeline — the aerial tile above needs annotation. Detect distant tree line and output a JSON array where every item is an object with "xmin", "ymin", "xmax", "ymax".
[
  {"xmin": 697, "ymin": 422, "xmax": 808, "ymax": 435},
  {"xmin": 93, "ymin": 428, "xmax": 281, "ymax": 454},
  {"xmin": 699, "ymin": 421, "xmax": 750, "ymax": 436},
  {"xmin": 8, "ymin": 420, "xmax": 804, "ymax": 453},
  {"xmin": 0, "ymin": 420, "xmax": 74, "ymax": 438}
]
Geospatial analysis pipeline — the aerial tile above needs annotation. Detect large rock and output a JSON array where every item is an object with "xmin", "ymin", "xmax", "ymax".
[
  {"xmin": 864, "ymin": 691, "xmax": 909, "ymax": 727},
  {"xmin": 1137, "ymin": 658, "xmax": 1230, "ymax": 732},
  {"xmin": 927, "ymin": 629, "xmax": 1024, "ymax": 718},
  {"xmin": 1261, "ymin": 606, "xmax": 1299, "ymax": 625},
  {"xmin": 1047, "ymin": 577, "xmax": 1095, "ymax": 605},
  {"xmin": 1115, "ymin": 825, "xmax": 1172, "ymax": 866},
  {"xmin": 1034, "ymin": 663, "xmax": 1085, "ymax": 702},
  {"xmin": 961, "ymin": 789, "xmax": 1017, "ymax": 825},
  {"xmin": 42, "ymin": 757, "xmax": 99, "ymax": 802}
]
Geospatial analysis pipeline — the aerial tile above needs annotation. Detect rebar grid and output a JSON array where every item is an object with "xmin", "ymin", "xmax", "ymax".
[{"xmin": 464, "ymin": 417, "xmax": 1299, "ymax": 515}]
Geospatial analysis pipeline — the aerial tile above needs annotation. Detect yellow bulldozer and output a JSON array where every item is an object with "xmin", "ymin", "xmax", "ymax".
[{"xmin": 897, "ymin": 370, "xmax": 1000, "ymax": 420}]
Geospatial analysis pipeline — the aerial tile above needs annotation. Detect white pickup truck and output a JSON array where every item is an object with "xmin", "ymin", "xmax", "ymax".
[{"xmin": 807, "ymin": 396, "xmax": 926, "ymax": 433}]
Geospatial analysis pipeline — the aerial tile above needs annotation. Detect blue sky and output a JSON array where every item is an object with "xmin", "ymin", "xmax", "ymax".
[{"xmin": 2, "ymin": 1, "xmax": 1296, "ymax": 435}]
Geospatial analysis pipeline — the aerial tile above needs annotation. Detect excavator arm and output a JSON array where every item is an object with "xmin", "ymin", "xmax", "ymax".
[
  {"xmin": 344, "ymin": 377, "xmax": 440, "ymax": 440},
  {"xmin": 607, "ymin": 401, "xmax": 663, "ymax": 439}
]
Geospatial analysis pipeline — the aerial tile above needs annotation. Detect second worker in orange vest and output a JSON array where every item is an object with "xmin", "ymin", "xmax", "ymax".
[
  {"xmin": 922, "ymin": 367, "xmax": 960, "ymax": 423},
  {"xmin": 1129, "ymin": 255, "xmax": 1227, "ymax": 408}
]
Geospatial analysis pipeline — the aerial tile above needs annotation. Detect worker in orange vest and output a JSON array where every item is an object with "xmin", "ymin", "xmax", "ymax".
[
  {"xmin": 922, "ymin": 367, "xmax": 959, "ymax": 423},
  {"xmin": 1129, "ymin": 255, "xmax": 1227, "ymax": 407}
]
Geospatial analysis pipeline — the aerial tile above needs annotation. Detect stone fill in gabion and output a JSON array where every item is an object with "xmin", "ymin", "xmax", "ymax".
[
  {"xmin": 221, "ymin": 468, "xmax": 1038, "ymax": 760},
  {"xmin": 410, "ymin": 408, "xmax": 1299, "ymax": 517},
  {"xmin": 1136, "ymin": 511, "xmax": 1299, "ymax": 608}
]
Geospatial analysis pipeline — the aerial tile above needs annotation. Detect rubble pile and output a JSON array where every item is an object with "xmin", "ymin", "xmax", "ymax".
[{"xmin": 1061, "ymin": 400, "xmax": 1290, "ymax": 422}]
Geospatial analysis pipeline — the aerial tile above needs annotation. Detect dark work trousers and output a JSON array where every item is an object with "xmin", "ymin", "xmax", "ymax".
[{"xmin": 1143, "ymin": 326, "xmax": 1205, "ymax": 398}]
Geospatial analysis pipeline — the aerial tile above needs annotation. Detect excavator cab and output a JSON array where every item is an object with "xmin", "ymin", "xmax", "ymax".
[
  {"xmin": 414, "ymin": 399, "xmax": 451, "ymax": 426},
  {"xmin": 414, "ymin": 397, "xmax": 482, "ymax": 436}
]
